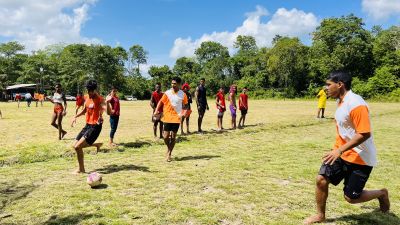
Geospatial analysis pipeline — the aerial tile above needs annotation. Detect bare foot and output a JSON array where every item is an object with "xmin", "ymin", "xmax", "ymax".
[
  {"xmin": 378, "ymin": 188, "xmax": 390, "ymax": 213},
  {"xmin": 303, "ymin": 214, "xmax": 325, "ymax": 224},
  {"xmin": 72, "ymin": 169, "xmax": 85, "ymax": 175},
  {"xmin": 93, "ymin": 143, "xmax": 103, "ymax": 153},
  {"xmin": 109, "ymin": 143, "xmax": 118, "ymax": 148},
  {"xmin": 62, "ymin": 131, "xmax": 67, "ymax": 139},
  {"xmin": 166, "ymin": 156, "xmax": 172, "ymax": 162}
]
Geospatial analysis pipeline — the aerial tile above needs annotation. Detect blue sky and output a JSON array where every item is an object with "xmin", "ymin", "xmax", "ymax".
[{"xmin": 0, "ymin": 0, "xmax": 399, "ymax": 72}]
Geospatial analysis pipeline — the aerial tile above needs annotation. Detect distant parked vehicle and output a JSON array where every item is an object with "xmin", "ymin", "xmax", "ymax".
[
  {"xmin": 125, "ymin": 95, "xmax": 138, "ymax": 101},
  {"xmin": 65, "ymin": 95, "xmax": 76, "ymax": 101}
]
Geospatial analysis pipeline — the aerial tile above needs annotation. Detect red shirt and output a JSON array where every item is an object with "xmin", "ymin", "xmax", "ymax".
[
  {"xmin": 76, "ymin": 95, "xmax": 84, "ymax": 106},
  {"xmin": 15, "ymin": 94, "xmax": 21, "ymax": 100},
  {"xmin": 152, "ymin": 91, "xmax": 164, "ymax": 112},
  {"xmin": 239, "ymin": 93, "xmax": 248, "ymax": 110},
  {"xmin": 216, "ymin": 92, "xmax": 226, "ymax": 112},
  {"xmin": 110, "ymin": 96, "xmax": 120, "ymax": 116}
]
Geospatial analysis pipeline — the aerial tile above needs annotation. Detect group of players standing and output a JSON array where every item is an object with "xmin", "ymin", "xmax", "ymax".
[
  {"xmin": 150, "ymin": 77, "xmax": 249, "ymax": 162},
  {"xmin": 150, "ymin": 78, "xmax": 249, "ymax": 138}
]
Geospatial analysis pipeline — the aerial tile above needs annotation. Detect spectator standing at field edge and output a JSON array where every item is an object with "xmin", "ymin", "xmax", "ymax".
[
  {"xmin": 195, "ymin": 78, "xmax": 209, "ymax": 133},
  {"xmin": 106, "ymin": 86, "xmax": 120, "ymax": 147}
]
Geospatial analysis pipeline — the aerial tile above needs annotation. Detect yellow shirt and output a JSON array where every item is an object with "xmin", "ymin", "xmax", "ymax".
[{"xmin": 317, "ymin": 89, "xmax": 327, "ymax": 108}]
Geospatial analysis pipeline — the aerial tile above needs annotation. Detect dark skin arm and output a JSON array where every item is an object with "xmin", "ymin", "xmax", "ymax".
[
  {"xmin": 323, "ymin": 132, "xmax": 371, "ymax": 165},
  {"xmin": 153, "ymin": 100, "xmax": 163, "ymax": 116},
  {"xmin": 62, "ymin": 95, "xmax": 67, "ymax": 116},
  {"xmin": 105, "ymin": 95, "xmax": 114, "ymax": 115},
  {"xmin": 71, "ymin": 107, "xmax": 87, "ymax": 127},
  {"xmin": 150, "ymin": 95, "xmax": 156, "ymax": 109}
]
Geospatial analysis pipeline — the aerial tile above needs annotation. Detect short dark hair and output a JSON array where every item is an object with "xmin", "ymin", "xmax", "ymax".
[
  {"xmin": 86, "ymin": 80, "xmax": 97, "ymax": 91},
  {"xmin": 110, "ymin": 86, "xmax": 117, "ymax": 91},
  {"xmin": 172, "ymin": 76, "xmax": 182, "ymax": 84},
  {"xmin": 55, "ymin": 83, "xmax": 61, "ymax": 87},
  {"xmin": 327, "ymin": 71, "xmax": 352, "ymax": 90},
  {"xmin": 200, "ymin": 78, "xmax": 205, "ymax": 81},
  {"xmin": 156, "ymin": 82, "xmax": 161, "ymax": 86}
]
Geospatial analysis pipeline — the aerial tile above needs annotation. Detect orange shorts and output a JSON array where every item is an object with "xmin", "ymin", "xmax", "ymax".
[{"xmin": 54, "ymin": 105, "xmax": 64, "ymax": 114}]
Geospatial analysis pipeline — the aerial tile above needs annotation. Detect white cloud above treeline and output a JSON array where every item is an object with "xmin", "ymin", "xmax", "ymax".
[
  {"xmin": 0, "ymin": 0, "xmax": 100, "ymax": 52},
  {"xmin": 362, "ymin": 0, "xmax": 400, "ymax": 21},
  {"xmin": 169, "ymin": 5, "xmax": 319, "ymax": 59}
]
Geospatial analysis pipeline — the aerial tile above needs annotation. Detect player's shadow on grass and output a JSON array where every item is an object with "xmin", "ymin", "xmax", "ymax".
[
  {"xmin": 239, "ymin": 123, "xmax": 263, "ymax": 128},
  {"xmin": 0, "ymin": 181, "xmax": 37, "ymax": 211},
  {"xmin": 327, "ymin": 211, "xmax": 399, "ymax": 225},
  {"xmin": 91, "ymin": 184, "xmax": 108, "ymax": 189},
  {"xmin": 119, "ymin": 141, "xmax": 152, "ymax": 148},
  {"xmin": 176, "ymin": 136, "xmax": 188, "ymax": 143},
  {"xmin": 43, "ymin": 213, "xmax": 103, "ymax": 225},
  {"xmin": 174, "ymin": 155, "xmax": 221, "ymax": 161},
  {"xmin": 95, "ymin": 164, "xmax": 150, "ymax": 174}
]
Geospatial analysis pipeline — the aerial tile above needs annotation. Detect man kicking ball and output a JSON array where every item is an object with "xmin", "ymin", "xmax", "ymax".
[
  {"xmin": 304, "ymin": 71, "xmax": 390, "ymax": 224},
  {"xmin": 153, "ymin": 77, "xmax": 188, "ymax": 162},
  {"xmin": 71, "ymin": 80, "xmax": 111, "ymax": 174}
]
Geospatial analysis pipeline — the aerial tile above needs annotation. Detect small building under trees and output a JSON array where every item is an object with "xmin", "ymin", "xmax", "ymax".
[{"xmin": 4, "ymin": 84, "xmax": 37, "ymax": 100}]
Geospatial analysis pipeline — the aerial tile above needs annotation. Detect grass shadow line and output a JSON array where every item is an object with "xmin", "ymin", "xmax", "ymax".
[
  {"xmin": 43, "ymin": 213, "xmax": 103, "ymax": 225},
  {"xmin": 95, "ymin": 164, "xmax": 150, "ymax": 174},
  {"xmin": 0, "ymin": 181, "xmax": 37, "ymax": 212},
  {"xmin": 119, "ymin": 141, "xmax": 152, "ymax": 148},
  {"xmin": 326, "ymin": 211, "xmax": 399, "ymax": 225},
  {"xmin": 174, "ymin": 155, "xmax": 221, "ymax": 161}
]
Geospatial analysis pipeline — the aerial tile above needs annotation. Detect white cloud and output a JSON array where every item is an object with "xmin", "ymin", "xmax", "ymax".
[
  {"xmin": 169, "ymin": 6, "xmax": 319, "ymax": 59},
  {"xmin": 362, "ymin": 0, "xmax": 400, "ymax": 21},
  {"xmin": 0, "ymin": 0, "xmax": 100, "ymax": 52}
]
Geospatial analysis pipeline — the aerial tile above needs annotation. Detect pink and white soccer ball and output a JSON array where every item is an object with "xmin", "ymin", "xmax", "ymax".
[{"xmin": 87, "ymin": 172, "xmax": 102, "ymax": 187}]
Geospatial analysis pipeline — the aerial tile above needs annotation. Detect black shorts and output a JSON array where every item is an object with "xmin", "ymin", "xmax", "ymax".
[
  {"xmin": 76, "ymin": 124, "xmax": 102, "ymax": 145},
  {"xmin": 319, "ymin": 158, "xmax": 372, "ymax": 199},
  {"xmin": 240, "ymin": 109, "xmax": 248, "ymax": 115},
  {"xmin": 163, "ymin": 123, "xmax": 180, "ymax": 133}
]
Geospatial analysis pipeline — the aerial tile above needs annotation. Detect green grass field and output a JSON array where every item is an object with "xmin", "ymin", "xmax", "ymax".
[{"xmin": 0, "ymin": 99, "xmax": 399, "ymax": 224}]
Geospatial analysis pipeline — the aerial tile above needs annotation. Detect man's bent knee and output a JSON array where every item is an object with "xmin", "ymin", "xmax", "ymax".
[
  {"xmin": 344, "ymin": 190, "xmax": 361, "ymax": 203},
  {"xmin": 316, "ymin": 175, "xmax": 328, "ymax": 187}
]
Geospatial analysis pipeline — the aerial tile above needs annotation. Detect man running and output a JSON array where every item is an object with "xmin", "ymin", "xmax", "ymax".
[
  {"xmin": 39, "ymin": 92, "xmax": 45, "ymax": 107},
  {"xmin": 34, "ymin": 92, "xmax": 40, "ymax": 107},
  {"xmin": 216, "ymin": 87, "xmax": 226, "ymax": 131},
  {"xmin": 150, "ymin": 83, "xmax": 164, "ymax": 139},
  {"xmin": 75, "ymin": 92, "xmax": 84, "ymax": 115},
  {"xmin": 316, "ymin": 87, "xmax": 327, "ymax": 118},
  {"xmin": 238, "ymin": 87, "xmax": 248, "ymax": 128},
  {"xmin": 25, "ymin": 92, "xmax": 32, "ymax": 107},
  {"xmin": 228, "ymin": 85, "xmax": 237, "ymax": 129},
  {"xmin": 153, "ymin": 77, "xmax": 188, "ymax": 162},
  {"xmin": 180, "ymin": 83, "xmax": 192, "ymax": 135},
  {"xmin": 49, "ymin": 84, "xmax": 67, "ymax": 140},
  {"xmin": 106, "ymin": 86, "xmax": 120, "ymax": 147},
  {"xmin": 304, "ymin": 71, "xmax": 390, "ymax": 224},
  {"xmin": 15, "ymin": 93, "xmax": 21, "ymax": 108},
  {"xmin": 195, "ymin": 78, "xmax": 209, "ymax": 133},
  {"xmin": 71, "ymin": 80, "xmax": 110, "ymax": 174}
]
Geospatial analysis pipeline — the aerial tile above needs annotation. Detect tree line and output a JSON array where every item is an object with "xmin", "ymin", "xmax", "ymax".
[{"xmin": 0, "ymin": 14, "xmax": 399, "ymax": 100}]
